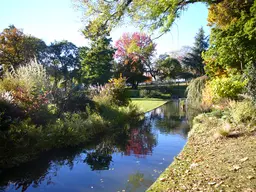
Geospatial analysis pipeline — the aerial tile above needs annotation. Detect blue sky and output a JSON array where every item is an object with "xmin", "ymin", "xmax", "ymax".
[{"xmin": 0, "ymin": 0, "xmax": 210, "ymax": 55}]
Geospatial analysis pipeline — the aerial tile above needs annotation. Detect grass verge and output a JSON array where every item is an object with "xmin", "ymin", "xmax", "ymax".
[
  {"xmin": 131, "ymin": 98, "xmax": 168, "ymax": 113},
  {"xmin": 147, "ymin": 113, "xmax": 256, "ymax": 191}
]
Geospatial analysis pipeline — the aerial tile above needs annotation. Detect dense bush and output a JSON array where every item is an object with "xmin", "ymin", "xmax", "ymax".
[
  {"xmin": 0, "ymin": 99, "xmax": 24, "ymax": 130},
  {"xmin": 139, "ymin": 89, "xmax": 162, "ymax": 98},
  {"xmin": 229, "ymin": 100, "xmax": 256, "ymax": 125},
  {"xmin": 208, "ymin": 76, "xmax": 246, "ymax": 101},
  {"xmin": 93, "ymin": 76, "xmax": 130, "ymax": 106},
  {"xmin": 0, "ymin": 61, "xmax": 52, "ymax": 123}
]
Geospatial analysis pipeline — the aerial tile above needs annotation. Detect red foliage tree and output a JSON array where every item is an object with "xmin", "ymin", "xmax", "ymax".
[{"xmin": 114, "ymin": 32, "xmax": 156, "ymax": 88}]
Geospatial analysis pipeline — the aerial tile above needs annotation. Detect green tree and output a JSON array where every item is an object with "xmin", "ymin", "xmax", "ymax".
[
  {"xmin": 0, "ymin": 25, "xmax": 47, "ymax": 73},
  {"xmin": 203, "ymin": 0, "xmax": 256, "ymax": 77},
  {"xmin": 182, "ymin": 27, "xmax": 208, "ymax": 76},
  {"xmin": 75, "ymin": 0, "xmax": 224, "ymax": 35},
  {"xmin": 80, "ymin": 35, "xmax": 115, "ymax": 85},
  {"xmin": 155, "ymin": 54, "xmax": 182, "ymax": 81},
  {"xmin": 46, "ymin": 40, "xmax": 80, "ymax": 84}
]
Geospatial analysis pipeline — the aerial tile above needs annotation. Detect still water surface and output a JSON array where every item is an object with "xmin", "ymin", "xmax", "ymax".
[{"xmin": 0, "ymin": 101, "xmax": 189, "ymax": 192}]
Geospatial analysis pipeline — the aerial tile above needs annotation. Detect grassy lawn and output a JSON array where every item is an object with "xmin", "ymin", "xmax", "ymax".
[
  {"xmin": 131, "ymin": 98, "xmax": 168, "ymax": 113},
  {"xmin": 147, "ymin": 113, "xmax": 256, "ymax": 192}
]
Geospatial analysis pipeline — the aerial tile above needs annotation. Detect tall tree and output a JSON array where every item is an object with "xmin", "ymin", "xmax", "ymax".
[
  {"xmin": 203, "ymin": 0, "xmax": 256, "ymax": 77},
  {"xmin": 114, "ymin": 32, "xmax": 156, "ymax": 88},
  {"xmin": 182, "ymin": 27, "xmax": 208, "ymax": 76},
  {"xmin": 0, "ymin": 25, "xmax": 47, "ymax": 73},
  {"xmin": 80, "ymin": 35, "xmax": 115, "ymax": 85},
  {"xmin": 46, "ymin": 40, "xmax": 80, "ymax": 86}
]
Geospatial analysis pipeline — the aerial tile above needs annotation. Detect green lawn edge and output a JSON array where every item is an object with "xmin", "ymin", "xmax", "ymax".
[
  {"xmin": 147, "ymin": 113, "xmax": 256, "ymax": 191},
  {"xmin": 131, "ymin": 98, "xmax": 169, "ymax": 113}
]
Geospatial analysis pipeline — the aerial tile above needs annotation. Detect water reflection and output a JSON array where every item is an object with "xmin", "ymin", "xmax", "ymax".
[
  {"xmin": 0, "ymin": 100, "xmax": 189, "ymax": 192},
  {"xmin": 125, "ymin": 172, "xmax": 153, "ymax": 192},
  {"xmin": 125, "ymin": 128, "xmax": 157, "ymax": 158},
  {"xmin": 149, "ymin": 101, "xmax": 190, "ymax": 137}
]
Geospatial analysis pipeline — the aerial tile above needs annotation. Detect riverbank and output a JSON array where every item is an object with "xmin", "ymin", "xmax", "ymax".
[
  {"xmin": 131, "ymin": 98, "xmax": 168, "ymax": 113},
  {"xmin": 148, "ymin": 108, "xmax": 256, "ymax": 191}
]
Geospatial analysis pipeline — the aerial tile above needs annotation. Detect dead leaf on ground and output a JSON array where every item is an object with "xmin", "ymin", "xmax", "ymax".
[
  {"xmin": 247, "ymin": 176, "xmax": 255, "ymax": 180},
  {"xmin": 190, "ymin": 163, "xmax": 199, "ymax": 169},
  {"xmin": 240, "ymin": 157, "xmax": 249, "ymax": 162},
  {"xmin": 231, "ymin": 165, "xmax": 241, "ymax": 171},
  {"xmin": 159, "ymin": 178, "xmax": 166, "ymax": 182}
]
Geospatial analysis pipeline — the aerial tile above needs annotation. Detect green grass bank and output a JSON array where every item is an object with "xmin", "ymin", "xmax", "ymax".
[
  {"xmin": 131, "ymin": 98, "xmax": 168, "ymax": 113},
  {"xmin": 147, "ymin": 110, "xmax": 256, "ymax": 191}
]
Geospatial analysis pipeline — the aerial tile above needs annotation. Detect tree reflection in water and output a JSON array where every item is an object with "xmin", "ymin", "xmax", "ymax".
[
  {"xmin": 0, "ymin": 100, "xmax": 189, "ymax": 192},
  {"xmin": 125, "ymin": 127, "xmax": 157, "ymax": 158},
  {"xmin": 148, "ymin": 101, "xmax": 190, "ymax": 138},
  {"xmin": 0, "ymin": 120, "xmax": 156, "ymax": 191},
  {"xmin": 0, "ymin": 147, "xmax": 86, "ymax": 192}
]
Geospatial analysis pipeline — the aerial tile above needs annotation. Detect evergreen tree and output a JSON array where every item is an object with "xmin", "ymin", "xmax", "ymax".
[
  {"xmin": 182, "ymin": 27, "xmax": 208, "ymax": 76},
  {"xmin": 80, "ymin": 34, "xmax": 115, "ymax": 85}
]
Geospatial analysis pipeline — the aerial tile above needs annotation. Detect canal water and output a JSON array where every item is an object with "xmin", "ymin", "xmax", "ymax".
[{"xmin": 0, "ymin": 100, "xmax": 189, "ymax": 192}]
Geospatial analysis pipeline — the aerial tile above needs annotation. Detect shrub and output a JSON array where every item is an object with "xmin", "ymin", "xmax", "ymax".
[
  {"xmin": 127, "ymin": 89, "xmax": 140, "ymax": 98},
  {"xmin": 93, "ymin": 76, "xmax": 130, "ymax": 106},
  {"xmin": 139, "ymin": 89, "xmax": 163, "ymax": 98},
  {"xmin": 0, "ymin": 99, "xmax": 24, "ymax": 130},
  {"xmin": 139, "ymin": 89, "xmax": 149, "ymax": 97},
  {"xmin": 45, "ymin": 112, "xmax": 107, "ymax": 147},
  {"xmin": 229, "ymin": 100, "xmax": 256, "ymax": 125},
  {"xmin": 208, "ymin": 76, "xmax": 246, "ymax": 101},
  {"xmin": 0, "ymin": 60, "xmax": 52, "ymax": 114},
  {"xmin": 93, "ymin": 95, "xmax": 140, "ymax": 126},
  {"xmin": 1, "ymin": 60, "xmax": 50, "ymax": 94},
  {"xmin": 201, "ymin": 82, "xmax": 214, "ymax": 110},
  {"xmin": 218, "ymin": 126, "xmax": 230, "ymax": 137},
  {"xmin": 61, "ymin": 90, "xmax": 94, "ymax": 113}
]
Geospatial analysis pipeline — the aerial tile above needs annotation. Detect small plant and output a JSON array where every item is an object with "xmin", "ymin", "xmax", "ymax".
[
  {"xmin": 229, "ymin": 100, "xmax": 256, "ymax": 125},
  {"xmin": 217, "ymin": 123, "xmax": 231, "ymax": 137}
]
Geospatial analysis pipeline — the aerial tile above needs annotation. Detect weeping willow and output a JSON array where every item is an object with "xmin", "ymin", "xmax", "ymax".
[{"xmin": 186, "ymin": 76, "xmax": 208, "ymax": 108}]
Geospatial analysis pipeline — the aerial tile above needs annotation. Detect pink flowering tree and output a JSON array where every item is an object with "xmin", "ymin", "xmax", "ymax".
[{"xmin": 114, "ymin": 32, "xmax": 156, "ymax": 89}]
